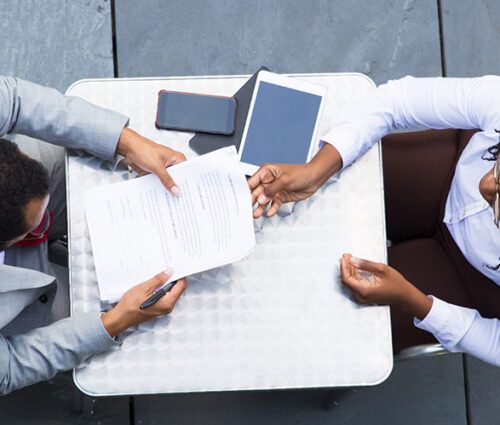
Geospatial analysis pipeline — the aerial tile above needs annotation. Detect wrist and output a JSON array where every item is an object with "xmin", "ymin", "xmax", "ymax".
[
  {"xmin": 394, "ymin": 283, "xmax": 433, "ymax": 320},
  {"xmin": 101, "ymin": 308, "xmax": 129, "ymax": 337},
  {"xmin": 309, "ymin": 143, "xmax": 343, "ymax": 188},
  {"xmin": 116, "ymin": 127, "xmax": 139, "ymax": 156}
]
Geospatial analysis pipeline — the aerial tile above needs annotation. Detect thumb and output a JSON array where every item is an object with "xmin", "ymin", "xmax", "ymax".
[
  {"xmin": 142, "ymin": 268, "xmax": 174, "ymax": 293},
  {"xmin": 156, "ymin": 167, "xmax": 180, "ymax": 196},
  {"xmin": 348, "ymin": 255, "xmax": 386, "ymax": 274}
]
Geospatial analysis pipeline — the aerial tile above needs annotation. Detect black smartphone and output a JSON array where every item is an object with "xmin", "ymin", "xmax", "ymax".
[{"xmin": 156, "ymin": 90, "xmax": 237, "ymax": 135}]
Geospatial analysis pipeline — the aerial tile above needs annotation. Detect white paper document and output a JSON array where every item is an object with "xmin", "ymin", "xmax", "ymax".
[{"xmin": 85, "ymin": 147, "xmax": 256, "ymax": 302}]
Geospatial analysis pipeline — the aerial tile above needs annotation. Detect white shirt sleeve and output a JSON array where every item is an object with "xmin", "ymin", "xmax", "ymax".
[
  {"xmin": 415, "ymin": 296, "xmax": 500, "ymax": 366},
  {"xmin": 322, "ymin": 75, "xmax": 500, "ymax": 168}
]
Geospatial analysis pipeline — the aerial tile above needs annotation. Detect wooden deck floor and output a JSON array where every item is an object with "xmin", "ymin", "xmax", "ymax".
[{"xmin": 0, "ymin": 1, "xmax": 498, "ymax": 424}]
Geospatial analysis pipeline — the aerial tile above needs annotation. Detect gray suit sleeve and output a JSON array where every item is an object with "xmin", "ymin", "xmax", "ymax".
[
  {"xmin": 0, "ymin": 312, "xmax": 118, "ymax": 395},
  {"xmin": 0, "ymin": 76, "xmax": 129, "ymax": 161}
]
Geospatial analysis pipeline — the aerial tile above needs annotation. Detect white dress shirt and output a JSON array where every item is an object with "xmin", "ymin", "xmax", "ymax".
[{"xmin": 322, "ymin": 76, "xmax": 500, "ymax": 366}]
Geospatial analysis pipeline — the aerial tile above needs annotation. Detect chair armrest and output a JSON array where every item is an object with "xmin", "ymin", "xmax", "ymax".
[{"xmin": 396, "ymin": 344, "xmax": 448, "ymax": 361}]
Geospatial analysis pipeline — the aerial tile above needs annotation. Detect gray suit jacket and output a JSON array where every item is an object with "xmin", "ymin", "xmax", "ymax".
[{"xmin": 0, "ymin": 76, "xmax": 128, "ymax": 395}]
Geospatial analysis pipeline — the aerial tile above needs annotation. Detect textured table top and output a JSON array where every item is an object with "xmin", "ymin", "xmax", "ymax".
[{"xmin": 66, "ymin": 73, "xmax": 392, "ymax": 396}]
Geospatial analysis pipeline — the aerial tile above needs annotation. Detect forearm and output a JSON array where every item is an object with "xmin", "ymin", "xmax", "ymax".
[
  {"xmin": 308, "ymin": 143, "xmax": 343, "ymax": 188},
  {"xmin": 320, "ymin": 78, "xmax": 402, "ymax": 169},
  {"xmin": 454, "ymin": 315, "xmax": 500, "ymax": 366},
  {"xmin": 415, "ymin": 297, "xmax": 500, "ymax": 366},
  {"xmin": 0, "ymin": 312, "xmax": 117, "ymax": 395},
  {"xmin": 0, "ymin": 76, "xmax": 129, "ymax": 161},
  {"xmin": 101, "ymin": 308, "xmax": 130, "ymax": 338},
  {"xmin": 393, "ymin": 284, "xmax": 433, "ymax": 321},
  {"xmin": 321, "ymin": 75, "xmax": 499, "ymax": 170}
]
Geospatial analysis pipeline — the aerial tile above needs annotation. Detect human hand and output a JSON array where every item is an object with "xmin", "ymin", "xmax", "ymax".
[
  {"xmin": 101, "ymin": 268, "xmax": 187, "ymax": 337},
  {"xmin": 116, "ymin": 127, "xmax": 186, "ymax": 194},
  {"xmin": 248, "ymin": 163, "xmax": 321, "ymax": 218},
  {"xmin": 339, "ymin": 254, "xmax": 432, "ymax": 319},
  {"xmin": 248, "ymin": 143, "xmax": 344, "ymax": 218}
]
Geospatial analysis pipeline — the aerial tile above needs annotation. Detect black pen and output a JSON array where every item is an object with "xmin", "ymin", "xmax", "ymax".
[{"xmin": 139, "ymin": 280, "xmax": 178, "ymax": 310}]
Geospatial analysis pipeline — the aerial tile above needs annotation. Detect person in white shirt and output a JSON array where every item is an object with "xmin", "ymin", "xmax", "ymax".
[{"xmin": 248, "ymin": 76, "xmax": 500, "ymax": 367}]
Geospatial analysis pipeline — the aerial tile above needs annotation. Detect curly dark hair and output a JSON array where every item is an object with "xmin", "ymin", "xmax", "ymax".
[{"xmin": 0, "ymin": 139, "xmax": 50, "ymax": 250}]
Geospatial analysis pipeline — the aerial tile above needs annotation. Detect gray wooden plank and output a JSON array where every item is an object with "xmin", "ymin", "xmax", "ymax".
[
  {"xmin": 0, "ymin": 0, "xmax": 123, "ymax": 421},
  {"xmin": 465, "ymin": 355, "xmax": 500, "ymax": 425},
  {"xmin": 134, "ymin": 354, "xmax": 466, "ymax": 425},
  {"xmin": 0, "ymin": 0, "xmax": 114, "ymax": 92},
  {"xmin": 115, "ymin": 0, "xmax": 442, "ymax": 85},
  {"xmin": 0, "ymin": 372, "xmax": 130, "ymax": 425},
  {"xmin": 441, "ymin": 0, "xmax": 500, "ymax": 76}
]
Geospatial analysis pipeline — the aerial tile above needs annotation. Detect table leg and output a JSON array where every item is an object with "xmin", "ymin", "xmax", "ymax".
[
  {"xmin": 71, "ymin": 385, "xmax": 95, "ymax": 419},
  {"xmin": 322, "ymin": 389, "xmax": 350, "ymax": 411}
]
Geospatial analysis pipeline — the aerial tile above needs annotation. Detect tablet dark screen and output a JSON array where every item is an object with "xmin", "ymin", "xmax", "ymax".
[{"xmin": 240, "ymin": 81, "xmax": 322, "ymax": 166}]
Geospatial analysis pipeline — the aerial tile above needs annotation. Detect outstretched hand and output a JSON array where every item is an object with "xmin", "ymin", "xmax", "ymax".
[
  {"xmin": 248, "ymin": 163, "xmax": 320, "ymax": 218},
  {"xmin": 117, "ymin": 127, "xmax": 186, "ymax": 195},
  {"xmin": 247, "ymin": 143, "xmax": 345, "ymax": 218},
  {"xmin": 340, "ymin": 253, "xmax": 432, "ymax": 320}
]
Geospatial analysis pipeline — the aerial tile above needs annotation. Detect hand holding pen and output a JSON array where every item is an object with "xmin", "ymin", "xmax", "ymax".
[
  {"xmin": 101, "ymin": 268, "xmax": 186, "ymax": 337},
  {"xmin": 140, "ymin": 279, "xmax": 178, "ymax": 309}
]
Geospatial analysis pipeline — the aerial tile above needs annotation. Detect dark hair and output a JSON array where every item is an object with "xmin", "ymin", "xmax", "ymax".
[{"xmin": 0, "ymin": 139, "xmax": 50, "ymax": 250}]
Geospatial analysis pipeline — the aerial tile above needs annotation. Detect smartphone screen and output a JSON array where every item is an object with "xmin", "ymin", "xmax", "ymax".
[{"xmin": 156, "ymin": 91, "xmax": 236, "ymax": 135}]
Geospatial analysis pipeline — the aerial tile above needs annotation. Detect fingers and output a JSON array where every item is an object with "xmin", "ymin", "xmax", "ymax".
[
  {"xmin": 340, "ymin": 255, "xmax": 373, "ymax": 304},
  {"xmin": 249, "ymin": 165, "xmax": 291, "ymax": 219},
  {"xmin": 250, "ymin": 178, "xmax": 271, "ymax": 218},
  {"xmin": 251, "ymin": 184, "xmax": 264, "ymax": 206},
  {"xmin": 164, "ymin": 152, "xmax": 186, "ymax": 166},
  {"xmin": 349, "ymin": 256, "xmax": 386, "ymax": 274},
  {"xmin": 249, "ymin": 165, "xmax": 284, "ymax": 202},
  {"xmin": 142, "ymin": 268, "xmax": 174, "ymax": 293},
  {"xmin": 168, "ymin": 278, "xmax": 187, "ymax": 302},
  {"xmin": 252, "ymin": 194, "xmax": 283, "ymax": 218},
  {"xmin": 253, "ymin": 204, "xmax": 266, "ymax": 219},
  {"xmin": 248, "ymin": 166, "xmax": 275, "ymax": 190},
  {"xmin": 266, "ymin": 196, "xmax": 283, "ymax": 218},
  {"xmin": 340, "ymin": 255, "xmax": 359, "ymax": 289},
  {"xmin": 176, "ymin": 152, "xmax": 187, "ymax": 163},
  {"xmin": 156, "ymin": 278, "xmax": 187, "ymax": 312},
  {"xmin": 340, "ymin": 254, "xmax": 352, "ymax": 279},
  {"xmin": 156, "ymin": 167, "xmax": 180, "ymax": 196}
]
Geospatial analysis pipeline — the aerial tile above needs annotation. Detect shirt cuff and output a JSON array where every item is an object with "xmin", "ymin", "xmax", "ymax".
[
  {"xmin": 320, "ymin": 125, "xmax": 362, "ymax": 170},
  {"xmin": 414, "ymin": 296, "xmax": 476, "ymax": 351},
  {"xmin": 86, "ymin": 107, "xmax": 129, "ymax": 162}
]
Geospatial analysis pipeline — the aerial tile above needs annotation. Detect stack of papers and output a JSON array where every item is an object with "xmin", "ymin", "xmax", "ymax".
[{"xmin": 85, "ymin": 147, "xmax": 255, "ymax": 302}]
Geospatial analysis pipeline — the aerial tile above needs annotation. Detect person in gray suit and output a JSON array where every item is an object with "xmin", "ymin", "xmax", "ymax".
[{"xmin": 0, "ymin": 76, "xmax": 187, "ymax": 395}]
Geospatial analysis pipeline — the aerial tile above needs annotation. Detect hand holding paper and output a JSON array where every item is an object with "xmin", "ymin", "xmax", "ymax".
[{"xmin": 85, "ymin": 146, "xmax": 255, "ymax": 302}]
